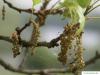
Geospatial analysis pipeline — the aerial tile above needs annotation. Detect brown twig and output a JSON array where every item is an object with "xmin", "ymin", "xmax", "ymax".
[
  {"xmin": 0, "ymin": 58, "xmax": 70, "ymax": 74},
  {"xmin": 0, "ymin": 51, "xmax": 100, "ymax": 74},
  {"xmin": 0, "ymin": 35, "xmax": 60, "ymax": 48},
  {"xmin": 3, "ymin": 0, "xmax": 31, "ymax": 13},
  {"xmin": 85, "ymin": 51, "xmax": 100, "ymax": 66},
  {"xmin": 3, "ymin": 0, "xmax": 100, "ymax": 17},
  {"xmin": 18, "ymin": 48, "xmax": 28, "ymax": 69},
  {"xmin": 86, "ymin": 4, "xmax": 100, "ymax": 15},
  {"xmin": 16, "ymin": 21, "xmax": 31, "ymax": 35},
  {"xmin": 2, "ymin": 0, "xmax": 39, "ymax": 15},
  {"xmin": 41, "ymin": 0, "xmax": 50, "ymax": 10},
  {"xmin": 2, "ymin": 0, "xmax": 66, "ymax": 16}
]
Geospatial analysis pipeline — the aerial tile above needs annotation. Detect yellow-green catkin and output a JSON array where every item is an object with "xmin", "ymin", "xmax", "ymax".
[
  {"xmin": 30, "ymin": 21, "xmax": 40, "ymax": 55},
  {"xmin": 58, "ymin": 23, "xmax": 85, "ymax": 74}
]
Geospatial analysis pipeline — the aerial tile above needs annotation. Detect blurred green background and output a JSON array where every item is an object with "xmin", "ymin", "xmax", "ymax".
[{"xmin": 0, "ymin": 0, "xmax": 100, "ymax": 75}]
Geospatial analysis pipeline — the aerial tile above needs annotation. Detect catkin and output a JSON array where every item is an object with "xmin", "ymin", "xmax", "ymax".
[
  {"xmin": 11, "ymin": 32, "xmax": 20, "ymax": 57},
  {"xmin": 30, "ymin": 21, "xmax": 40, "ymax": 55},
  {"xmin": 58, "ymin": 23, "xmax": 85, "ymax": 73}
]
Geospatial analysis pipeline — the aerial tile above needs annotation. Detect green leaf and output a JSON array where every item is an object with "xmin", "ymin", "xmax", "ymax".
[
  {"xmin": 76, "ymin": 6, "xmax": 85, "ymax": 34},
  {"xmin": 59, "ymin": 0, "xmax": 86, "ymax": 34},
  {"xmin": 60, "ymin": 0, "xmax": 79, "ymax": 21},
  {"xmin": 77, "ymin": 0, "xmax": 91, "ymax": 8},
  {"xmin": 60, "ymin": 0, "xmax": 78, "ymax": 7},
  {"xmin": 32, "ymin": 0, "xmax": 41, "ymax": 8}
]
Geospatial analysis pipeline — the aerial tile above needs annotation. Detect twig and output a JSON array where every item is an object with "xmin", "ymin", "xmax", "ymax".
[
  {"xmin": 3, "ymin": 0, "xmax": 100, "ymax": 17},
  {"xmin": 0, "ymin": 35, "xmax": 59, "ymax": 48},
  {"xmin": 50, "ymin": 0, "xmax": 61, "ymax": 10},
  {"xmin": 85, "ymin": 51, "xmax": 100, "ymax": 66},
  {"xmin": 86, "ymin": 4, "xmax": 100, "ymax": 15},
  {"xmin": 3, "ymin": 0, "xmax": 37, "ymax": 15},
  {"xmin": 1, "ymin": 0, "xmax": 68, "ymax": 16},
  {"xmin": 41, "ymin": 0, "xmax": 50, "ymax": 10},
  {"xmin": 0, "ymin": 59, "xmax": 70, "ymax": 74},
  {"xmin": 16, "ymin": 21, "xmax": 31, "ymax": 35},
  {"xmin": 91, "ymin": 0, "xmax": 100, "ymax": 7},
  {"xmin": 18, "ymin": 48, "xmax": 28, "ymax": 69},
  {"xmin": 0, "ymin": 51, "xmax": 100, "ymax": 74},
  {"xmin": 0, "ymin": 35, "xmax": 12, "ymax": 43}
]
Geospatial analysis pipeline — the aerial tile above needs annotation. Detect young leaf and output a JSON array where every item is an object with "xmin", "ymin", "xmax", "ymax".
[
  {"xmin": 60, "ymin": 0, "xmax": 79, "ymax": 21},
  {"xmin": 59, "ymin": 0, "xmax": 86, "ymax": 34},
  {"xmin": 77, "ymin": 0, "xmax": 91, "ymax": 8},
  {"xmin": 76, "ymin": 6, "xmax": 85, "ymax": 34},
  {"xmin": 32, "ymin": 0, "xmax": 41, "ymax": 8}
]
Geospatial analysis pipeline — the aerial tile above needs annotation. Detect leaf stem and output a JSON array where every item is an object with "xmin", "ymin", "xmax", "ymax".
[
  {"xmin": 91, "ymin": 0, "xmax": 100, "ymax": 7},
  {"xmin": 86, "ymin": 4, "xmax": 100, "ymax": 14}
]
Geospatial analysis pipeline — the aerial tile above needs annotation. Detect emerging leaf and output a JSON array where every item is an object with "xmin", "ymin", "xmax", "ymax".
[
  {"xmin": 59, "ymin": 0, "xmax": 86, "ymax": 34},
  {"xmin": 32, "ymin": 0, "xmax": 41, "ymax": 8},
  {"xmin": 77, "ymin": 0, "xmax": 91, "ymax": 8}
]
